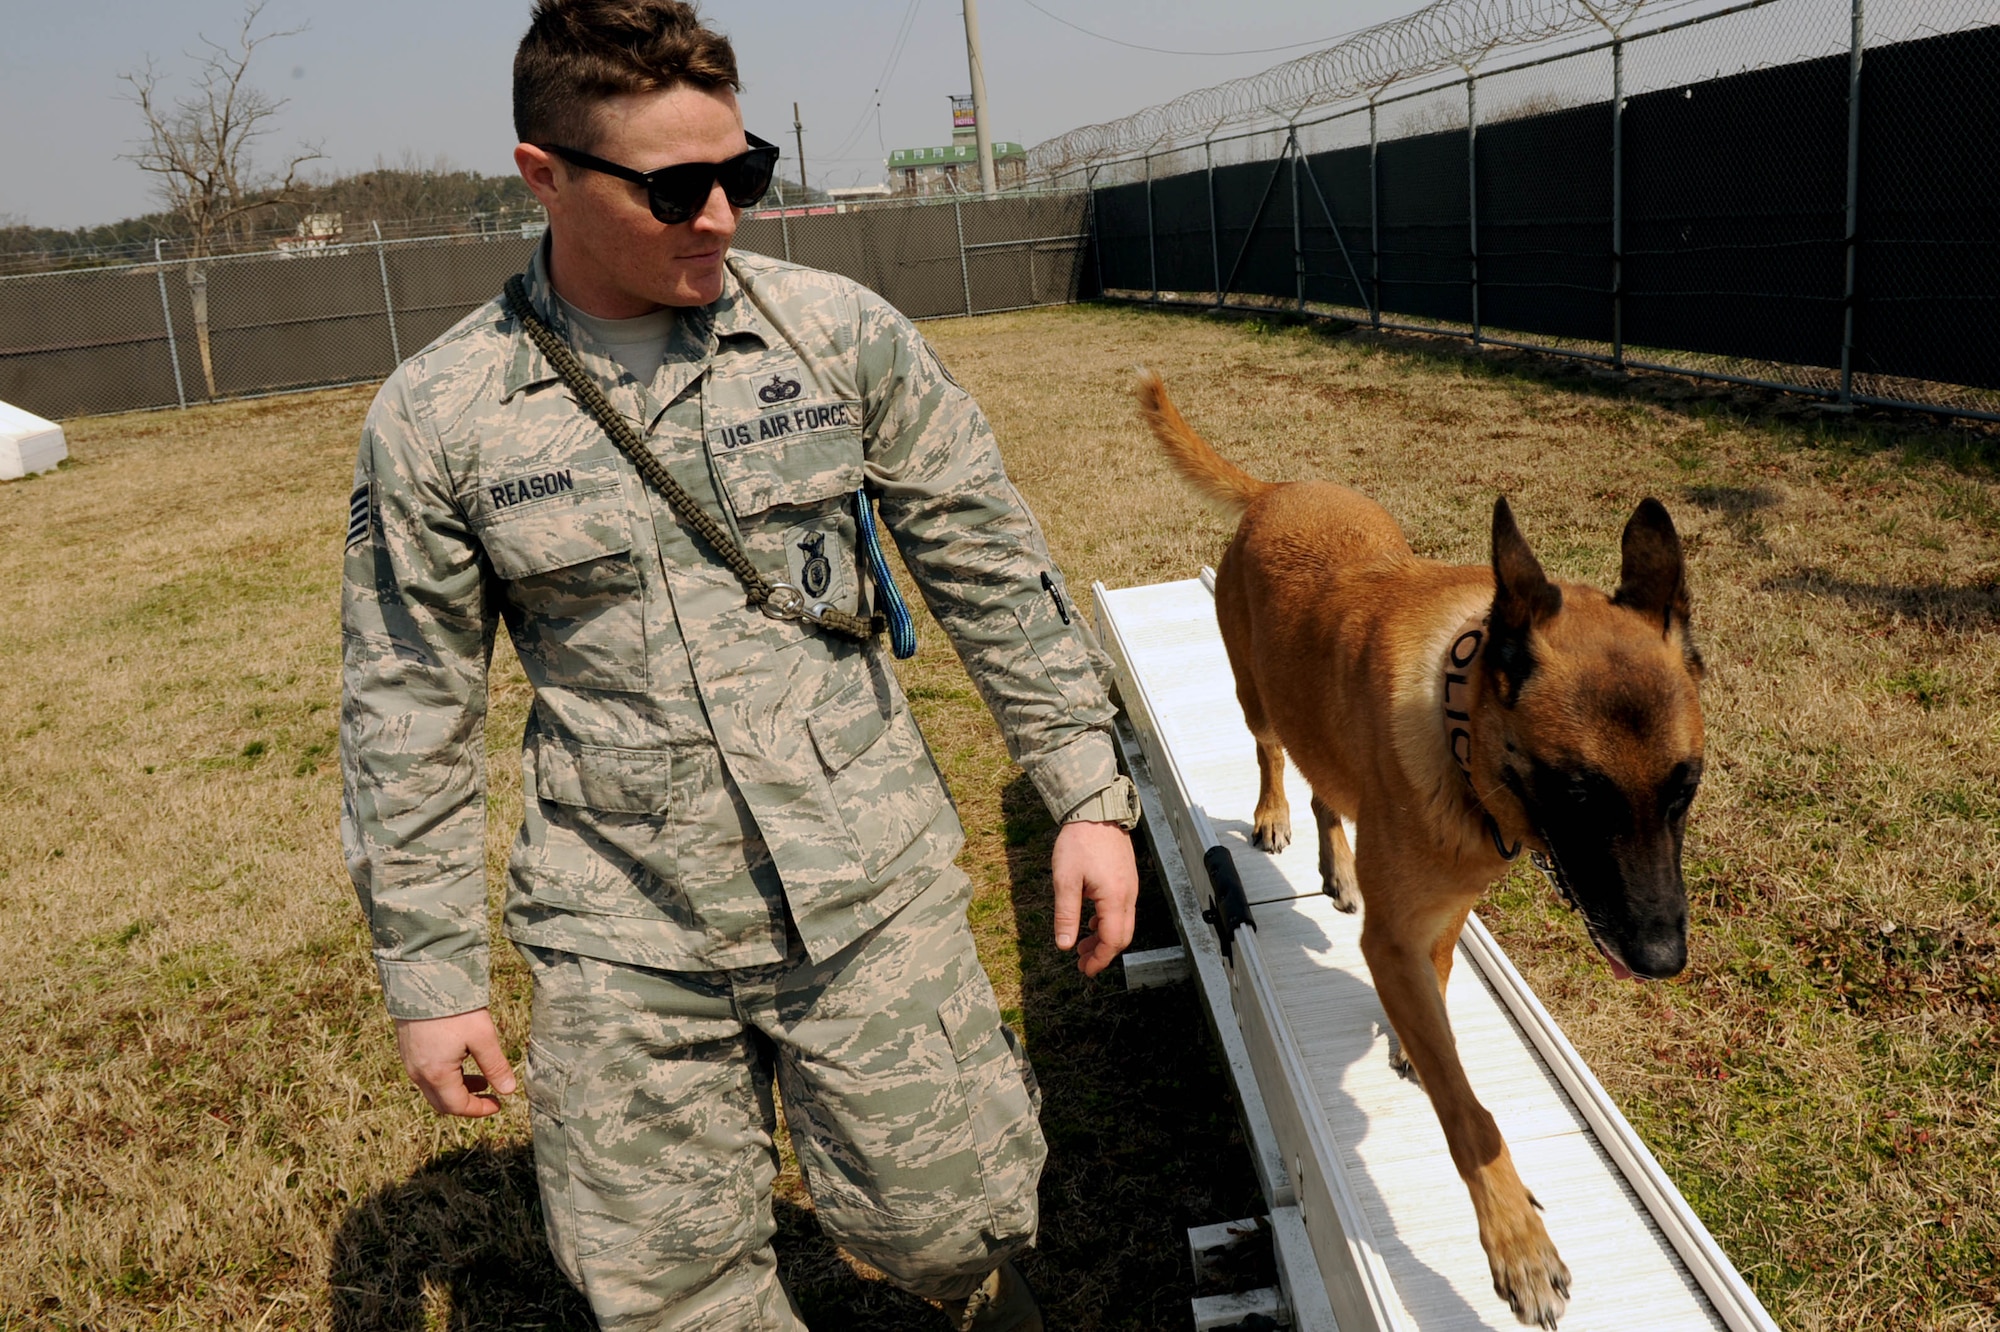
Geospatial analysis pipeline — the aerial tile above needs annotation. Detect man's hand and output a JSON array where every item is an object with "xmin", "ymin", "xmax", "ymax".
[
  {"xmin": 393, "ymin": 1008, "xmax": 518, "ymax": 1118},
  {"xmin": 1051, "ymin": 820, "xmax": 1139, "ymax": 977}
]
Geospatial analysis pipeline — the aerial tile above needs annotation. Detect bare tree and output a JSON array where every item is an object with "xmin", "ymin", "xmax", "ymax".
[{"xmin": 120, "ymin": 1, "xmax": 321, "ymax": 397}]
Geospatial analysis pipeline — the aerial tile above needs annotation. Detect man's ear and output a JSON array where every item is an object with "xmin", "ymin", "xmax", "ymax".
[
  {"xmin": 1484, "ymin": 497, "xmax": 1560, "ymax": 705},
  {"xmin": 1612, "ymin": 497, "xmax": 1690, "ymax": 631}
]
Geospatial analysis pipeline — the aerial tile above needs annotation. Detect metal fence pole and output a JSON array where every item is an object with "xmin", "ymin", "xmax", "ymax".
[
  {"xmin": 373, "ymin": 220, "xmax": 403, "ymax": 365},
  {"xmin": 1468, "ymin": 73, "xmax": 1481, "ymax": 343},
  {"xmin": 954, "ymin": 195, "xmax": 974, "ymax": 316},
  {"xmin": 1207, "ymin": 137, "xmax": 1222, "ymax": 307},
  {"xmin": 1611, "ymin": 38, "xmax": 1626, "ymax": 371},
  {"xmin": 778, "ymin": 179, "xmax": 793, "ymax": 263},
  {"xmin": 1145, "ymin": 151, "xmax": 1158, "ymax": 303},
  {"xmin": 1369, "ymin": 101, "xmax": 1382, "ymax": 329},
  {"xmin": 1839, "ymin": 0, "xmax": 1865, "ymax": 404},
  {"xmin": 1088, "ymin": 166, "xmax": 1106, "ymax": 296},
  {"xmin": 154, "ymin": 239, "xmax": 187, "ymax": 411},
  {"xmin": 1290, "ymin": 128, "xmax": 1306, "ymax": 312}
]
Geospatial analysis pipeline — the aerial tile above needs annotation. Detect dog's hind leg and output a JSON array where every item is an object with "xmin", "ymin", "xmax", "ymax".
[
  {"xmin": 1311, "ymin": 795, "xmax": 1359, "ymax": 912},
  {"xmin": 1362, "ymin": 880, "xmax": 1571, "ymax": 1328},
  {"xmin": 1252, "ymin": 736, "xmax": 1292, "ymax": 853}
]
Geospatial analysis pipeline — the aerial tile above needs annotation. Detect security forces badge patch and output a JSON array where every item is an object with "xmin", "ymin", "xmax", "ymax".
[{"xmin": 785, "ymin": 521, "xmax": 853, "ymax": 608}]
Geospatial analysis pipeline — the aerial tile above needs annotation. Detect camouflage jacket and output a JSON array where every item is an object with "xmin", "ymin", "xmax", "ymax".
[{"xmin": 340, "ymin": 245, "xmax": 1119, "ymax": 1020}]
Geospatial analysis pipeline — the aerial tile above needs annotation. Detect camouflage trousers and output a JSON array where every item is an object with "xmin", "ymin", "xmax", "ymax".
[{"xmin": 520, "ymin": 867, "xmax": 1046, "ymax": 1331}]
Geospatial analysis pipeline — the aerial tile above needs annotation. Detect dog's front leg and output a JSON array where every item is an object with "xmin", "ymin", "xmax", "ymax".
[{"xmin": 1362, "ymin": 910, "xmax": 1572, "ymax": 1328}]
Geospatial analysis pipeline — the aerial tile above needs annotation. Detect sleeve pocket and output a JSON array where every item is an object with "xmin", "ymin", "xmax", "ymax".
[{"xmin": 1013, "ymin": 592, "xmax": 1096, "ymax": 710}]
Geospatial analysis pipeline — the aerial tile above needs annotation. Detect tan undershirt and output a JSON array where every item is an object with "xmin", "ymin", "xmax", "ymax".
[{"xmin": 556, "ymin": 293, "xmax": 677, "ymax": 389}]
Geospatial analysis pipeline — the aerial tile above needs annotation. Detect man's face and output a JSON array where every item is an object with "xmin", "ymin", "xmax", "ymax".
[{"xmin": 518, "ymin": 84, "xmax": 748, "ymax": 313}]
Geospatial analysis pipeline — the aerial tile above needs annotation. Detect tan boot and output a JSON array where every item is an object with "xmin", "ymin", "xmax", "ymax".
[{"xmin": 939, "ymin": 1259, "xmax": 1045, "ymax": 1332}]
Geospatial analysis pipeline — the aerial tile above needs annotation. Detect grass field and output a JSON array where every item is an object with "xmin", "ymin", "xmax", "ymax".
[{"xmin": 2, "ymin": 301, "xmax": 1996, "ymax": 1330}]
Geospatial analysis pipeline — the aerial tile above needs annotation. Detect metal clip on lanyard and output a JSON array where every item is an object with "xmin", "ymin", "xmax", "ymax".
[{"xmin": 503, "ymin": 275, "xmax": 914, "ymax": 656}]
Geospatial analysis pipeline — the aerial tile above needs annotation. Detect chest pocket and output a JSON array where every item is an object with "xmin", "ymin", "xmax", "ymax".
[
  {"xmin": 709, "ymin": 422, "xmax": 865, "ymax": 517},
  {"xmin": 711, "ymin": 424, "xmax": 868, "ymax": 615},
  {"xmin": 478, "ymin": 491, "xmax": 649, "ymax": 693}
]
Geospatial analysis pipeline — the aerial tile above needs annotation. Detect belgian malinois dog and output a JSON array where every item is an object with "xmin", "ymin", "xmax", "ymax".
[{"xmin": 1136, "ymin": 372, "xmax": 1705, "ymax": 1328}]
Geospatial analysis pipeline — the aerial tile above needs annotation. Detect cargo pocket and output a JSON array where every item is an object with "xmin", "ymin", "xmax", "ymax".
[
  {"xmin": 534, "ymin": 737, "xmax": 674, "ymax": 816},
  {"xmin": 530, "ymin": 736, "xmax": 678, "ymax": 912},
  {"xmin": 480, "ymin": 494, "xmax": 648, "ymax": 693},
  {"xmin": 808, "ymin": 674, "xmax": 947, "ymax": 879},
  {"xmin": 938, "ymin": 974, "xmax": 1047, "ymax": 1241},
  {"xmin": 525, "ymin": 1040, "xmax": 583, "ymax": 1290}
]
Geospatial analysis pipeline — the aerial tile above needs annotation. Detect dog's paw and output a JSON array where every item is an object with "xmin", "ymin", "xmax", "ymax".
[
  {"xmin": 1387, "ymin": 1033, "xmax": 1421, "ymax": 1085},
  {"xmin": 1487, "ymin": 1221, "xmax": 1571, "ymax": 1329},
  {"xmin": 1253, "ymin": 815, "xmax": 1292, "ymax": 853},
  {"xmin": 1322, "ymin": 868, "xmax": 1360, "ymax": 913}
]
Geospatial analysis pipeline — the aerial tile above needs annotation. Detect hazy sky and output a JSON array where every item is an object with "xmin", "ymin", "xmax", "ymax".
[{"xmin": 1, "ymin": 0, "xmax": 1425, "ymax": 229}]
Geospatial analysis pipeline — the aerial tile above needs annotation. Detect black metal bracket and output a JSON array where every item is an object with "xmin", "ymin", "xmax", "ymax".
[{"xmin": 1201, "ymin": 843, "xmax": 1255, "ymax": 962}]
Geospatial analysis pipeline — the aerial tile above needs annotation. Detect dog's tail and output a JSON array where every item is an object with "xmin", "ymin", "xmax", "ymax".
[{"xmin": 1135, "ymin": 370, "xmax": 1272, "ymax": 515}]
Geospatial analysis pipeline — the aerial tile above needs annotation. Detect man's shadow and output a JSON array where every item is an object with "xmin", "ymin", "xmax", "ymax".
[
  {"xmin": 997, "ymin": 772, "xmax": 1268, "ymax": 1331},
  {"xmin": 328, "ymin": 1142, "xmax": 593, "ymax": 1330},
  {"xmin": 326, "ymin": 1142, "xmax": 939, "ymax": 1330}
]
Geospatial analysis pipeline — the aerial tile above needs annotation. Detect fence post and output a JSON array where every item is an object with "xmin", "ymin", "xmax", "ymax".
[
  {"xmin": 1290, "ymin": 128, "xmax": 1306, "ymax": 313},
  {"xmin": 1369, "ymin": 101, "xmax": 1382, "ymax": 330},
  {"xmin": 1088, "ymin": 166, "xmax": 1106, "ymax": 297},
  {"xmin": 154, "ymin": 239, "xmax": 187, "ymax": 411},
  {"xmin": 1839, "ymin": 0, "xmax": 1865, "ymax": 404},
  {"xmin": 777, "ymin": 179, "xmax": 793, "ymax": 263},
  {"xmin": 954, "ymin": 195, "xmax": 974, "ymax": 316},
  {"xmin": 1145, "ymin": 152, "xmax": 1158, "ymax": 303},
  {"xmin": 1467, "ymin": 73, "xmax": 1480, "ymax": 343},
  {"xmin": 373, "ymin": 220, "xmax": 403, "ymax": 366},
  {"xmin": 1611, "ymin": 38, "xmax": 1625, "ymax": 371},
  {"xmin": 1206, "ymin": 138, "xmax": 1221, "ymax": 307}
]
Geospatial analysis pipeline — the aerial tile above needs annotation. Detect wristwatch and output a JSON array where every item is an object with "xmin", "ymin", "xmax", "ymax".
[{"xmin": 1061, "ymin": 775, "xmax": 1141, "ymax": 831}]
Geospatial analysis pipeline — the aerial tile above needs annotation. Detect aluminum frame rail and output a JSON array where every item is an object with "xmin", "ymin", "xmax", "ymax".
[{"xmin": 1095, "ymin": 570, "xmax": 1780, "ymax": 1332}]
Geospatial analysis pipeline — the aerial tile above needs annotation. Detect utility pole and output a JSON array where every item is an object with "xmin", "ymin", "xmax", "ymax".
[
  {"xmin": 961, "ymin": 0, "xmax": 998, "ymax": 197},
  {"xmin": 793, "ymin": 102, "xmax": 808, "ymax": 197}
]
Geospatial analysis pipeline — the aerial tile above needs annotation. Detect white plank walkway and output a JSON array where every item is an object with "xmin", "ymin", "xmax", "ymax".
[{"xmin": 1097, "ymin": 576, "xmax": 1776, "ymax": 1332}]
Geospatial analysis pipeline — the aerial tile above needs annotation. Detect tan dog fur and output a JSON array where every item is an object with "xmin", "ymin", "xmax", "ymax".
[{"xmin": 1137, "ymin": 372, "xmax": 1706, "ymax": 1328}]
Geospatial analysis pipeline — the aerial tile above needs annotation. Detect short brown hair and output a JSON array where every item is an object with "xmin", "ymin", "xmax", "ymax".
[{"xmin": 513, "ymin": 0, "xmax": 741, "ymax": 149}]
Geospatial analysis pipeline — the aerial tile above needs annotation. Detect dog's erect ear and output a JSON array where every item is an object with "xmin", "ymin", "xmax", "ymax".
[
  {"xmin": 1485, "ymin": 497, "xmax": 1561, "ymax": 703},
  {"xmin": 1613, "ymin": 497, "xmax": 1690, "ymax": 632}
]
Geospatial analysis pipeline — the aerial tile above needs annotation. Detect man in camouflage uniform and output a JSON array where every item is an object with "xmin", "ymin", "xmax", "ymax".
[{"xmin": 339, "ymin": 3, "xmax": 1140, "ymax": 1329}]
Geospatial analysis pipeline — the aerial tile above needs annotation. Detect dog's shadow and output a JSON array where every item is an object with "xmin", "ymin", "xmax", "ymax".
[{"xmin": 1202, "ymin": 814, "xmax": 1493, "ymax": 1328}]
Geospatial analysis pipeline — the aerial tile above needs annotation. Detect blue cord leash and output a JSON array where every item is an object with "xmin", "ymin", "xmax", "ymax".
[{"xmin": 854, "ymin": 488, "xmax": 918, "ymax": 660}]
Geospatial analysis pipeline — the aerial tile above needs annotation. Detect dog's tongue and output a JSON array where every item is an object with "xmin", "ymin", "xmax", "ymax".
[{"xmin": 1606, "ymin": 955, "xmax": 1636, "ymax": 982}]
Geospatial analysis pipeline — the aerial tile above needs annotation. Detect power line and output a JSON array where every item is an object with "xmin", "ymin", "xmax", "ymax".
[
  {"xmin": 824, "ymin": 0, "xmax": 925, "ymax": 168},
  {"xmin": 1015, "ymin": 0, "xmax": 1378, "ymax": 57}
]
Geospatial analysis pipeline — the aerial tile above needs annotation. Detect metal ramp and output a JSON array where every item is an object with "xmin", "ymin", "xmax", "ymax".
[{"xmin": 1096, "ymin": 573, "xmax": 1779, "ymax": 1332}]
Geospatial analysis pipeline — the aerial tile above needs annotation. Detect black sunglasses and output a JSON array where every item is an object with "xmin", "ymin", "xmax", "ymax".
[{"xmin": 538, "ymin": 133, "xmax": 781, "ymax": 224}]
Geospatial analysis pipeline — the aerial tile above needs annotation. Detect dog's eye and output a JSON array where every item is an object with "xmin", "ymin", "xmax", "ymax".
[{"xmin": 1662, "ymin": 766, "xmax": 1701, "ymax": 820}]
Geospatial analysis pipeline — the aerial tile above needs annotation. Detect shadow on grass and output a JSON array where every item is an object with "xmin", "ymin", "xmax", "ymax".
[
  {"xmin": 1102, "ymin": 299, "xmax": 2000, "ymax": 474},
  {"xmin": 1762, "ymin": 567, "xmax": 2000, "ymax": 629},
  {"xmin": 328, "ymin": 1142, "xmax": 593, "ymax": 1331},
  {"xmin": 999, "ymin": 772, "xmax": 1264, "ymax": 1332},
  {"xmin": 327, "ymin": 1142, "xmax": 943, "ymax": 1330}
]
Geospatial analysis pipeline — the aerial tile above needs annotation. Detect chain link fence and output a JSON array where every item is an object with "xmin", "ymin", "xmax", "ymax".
[
  {"xmin": 0, "ymin": 191, "xmax": 1089, "ymax": 421},
  {"xmin": 1065, "ymin": 0, "xmax": 2000, "ymax": 421}
]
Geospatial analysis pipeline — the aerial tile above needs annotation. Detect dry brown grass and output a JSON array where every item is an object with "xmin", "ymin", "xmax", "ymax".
[{"xmin": 2, "ymin": 302, "xmax": 1995, "ymax": 1329}]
